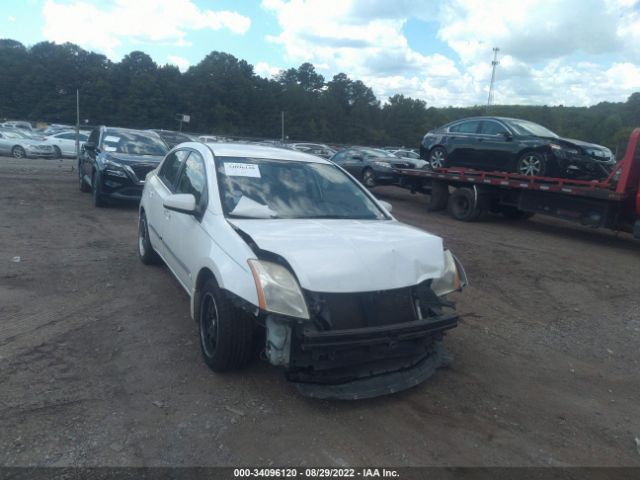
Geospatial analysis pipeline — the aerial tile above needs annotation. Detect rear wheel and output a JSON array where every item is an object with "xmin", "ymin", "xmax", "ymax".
[
  {"xmin": 517, "ymin": 152, "xmax": 546, "ymax": 176},
  {"xmin": 429, "ymin": 146, "xmax": 447, "ymax": 169},
  {"xmin": 447, "ymin": 187, "xmax": 488, "ymax": 222},
  {"xmin": 362, "ymin": 168, "xmax": 376, "ymax": 188},
  {"xmin": 12, "ymin": 146, "xmax": 26, "ymax": 159},
  {"xmin": 53, "ymin": 146, "xmax": 62, "ymax": 158},
  {"xmin": 198, "ymin": 279, "xmax": 254, "ymax": 372}
]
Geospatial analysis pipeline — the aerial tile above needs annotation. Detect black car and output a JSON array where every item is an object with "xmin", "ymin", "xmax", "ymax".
[
  {"xmin": 150, "ymin": 129, "xmax": 194, "ymax": 148},
  {"xmin": 79, "ymin": 127, "xmax": 168, "ymax": 207},
  {"xmin": 331, "ymin": 147, "xmax": 427, "ymax": 187},
  {"xmin": 420, "ymin": 116, "xmax": 616, "ymax": 179}
]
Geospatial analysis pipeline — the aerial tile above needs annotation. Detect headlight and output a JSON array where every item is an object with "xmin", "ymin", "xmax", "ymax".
[
  {"xmin": 248, "ymin": 260, "xmax": 309, "ymax": 319},
  {"xmin": 104, "ymin": 159, "xmax": 128, "ymax": 178},
  {"xmin": 431, "ymin": 250, "xmax": 467, "ymax": 297},
  {"xmin": 550, "ymin": 144, "xmax": 578, "ymax": 155},
  {"xmin": 373, "ymin": 161, "xmax": 393, "ymax": 169}
]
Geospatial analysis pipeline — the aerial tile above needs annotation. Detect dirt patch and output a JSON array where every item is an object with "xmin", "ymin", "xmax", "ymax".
[{"xmin": 0, "ymin": 157, "xmax": 638, "ymax": 466}]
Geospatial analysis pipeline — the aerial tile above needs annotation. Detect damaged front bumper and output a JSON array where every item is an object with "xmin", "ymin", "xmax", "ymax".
[{"xmin": 265, "ymin": 310, "xmax": 458, "ymax": 400}]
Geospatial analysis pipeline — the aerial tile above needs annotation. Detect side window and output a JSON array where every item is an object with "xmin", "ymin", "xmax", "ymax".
[
  {"xmin": 158, "ymin": 150, "xmax": 190, "ymax": 190},
  {"xmin": 332, "ymin": 151, "xmax": 346, "ymax": 162},
  {"xmin": 481, "ymin": 121, "xmax": 508, "ymax": 135},
  {"xmin": 59, "ymin": 133, "xmax": 76, "ymax": 140},
  {"xmin": 456, "ymin": 121, "xmax": 481, "ymax": 134},
  {"xmin": 175, "ymin": 151, "xmax": 207, "ymax": 205}
]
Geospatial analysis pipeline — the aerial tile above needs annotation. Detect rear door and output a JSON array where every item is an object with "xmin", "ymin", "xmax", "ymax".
[
  {"xmin": 445, "ymin": 120, "xmax": 481, "ymax": 166},
  {"xmin": 161, "ymin": 150, "xmax": 209, "ymax": 291}
]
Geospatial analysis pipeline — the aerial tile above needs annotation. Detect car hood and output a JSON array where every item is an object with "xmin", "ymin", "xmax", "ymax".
[
  {"xmin": 559, "ymin": 137, "xmax": 609, "ymax": 151},
  {"xmin": 103, "ymin": 152, "xmax": 164, "ymax": 165},
  {"xmin": 228, "ymin": 219, "xmax": 445, "ymax": 293},
  {"xmin": 14, "ymin": 139, "xmax": 48, "ymax": 146}
]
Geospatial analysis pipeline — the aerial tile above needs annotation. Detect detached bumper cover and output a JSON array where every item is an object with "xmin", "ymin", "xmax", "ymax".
[{"xmin": 287, "ymin": 313, "xmax": 458, "ymax": 399}]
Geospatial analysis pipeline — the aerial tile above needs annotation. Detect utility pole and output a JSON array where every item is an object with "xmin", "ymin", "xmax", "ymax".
[
  {"xmin": 486, "ymin": 47, "xmax": 500, "ymax": 113},
  {"xmin": 74, "ymin": 89, "xmax": 80, "ymax": 171},
  {"xmin": 281, "ymin": 111, "xmax": 285, "ymax": 144}
]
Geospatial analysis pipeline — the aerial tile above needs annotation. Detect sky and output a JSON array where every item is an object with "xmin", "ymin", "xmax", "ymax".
[{"xmin": 1, "ymin": 0, "xmax": 640, "ymax": 107}]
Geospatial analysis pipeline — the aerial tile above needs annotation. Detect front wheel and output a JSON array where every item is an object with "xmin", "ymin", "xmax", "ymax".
[
  {"xmin": 517, "ymin": 152, "xmax": 546, "ymax": 177},
  {"xmin": 78, "ymin": 162, "xmax": 91, "ymax": 192},
  {"xmin": 362, "ymin": 168, "xmax": 376, "ymax": 188},
  {"xmin": 92, "ymin": 171, "xmax": 106, "ymax": 208},
  {"xmin": 12, "ymin": 146, "xmax": 26, "ymax": 159},
  {"xmin": 198, "ymin": 279, "xmax": 254, "ymax": 372}
]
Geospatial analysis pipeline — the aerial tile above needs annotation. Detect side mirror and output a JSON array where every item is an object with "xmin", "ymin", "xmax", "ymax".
[
  {"xmin": 378, "ymin": 200, "xmax": 393, "ymax": 213},
  {"xmin": 163, "ymin": 193, "xmax": 197, "ymax": 215},
  {"xmin": 84, "ymin": 142, "xmax": 96, "ymax": 151}
]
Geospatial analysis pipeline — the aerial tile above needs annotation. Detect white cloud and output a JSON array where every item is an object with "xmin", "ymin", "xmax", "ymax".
[
  {"xmin": 8, "ymin": 15, "xmax": 16, "ymax": 22},
  {"xmin": 167, "ymin": 55, "xmax": 190, "ymax": 72},
  {"xmin": 42, "ymin": 0, "xmax": 251, "ymax": 58},
  {"xmin": 262, "ymin": 0, "xmax": 640, "ymax": 106},
  {"xmin": 255, "ymin": 61, "xmax": 283, "ymax": 78}
]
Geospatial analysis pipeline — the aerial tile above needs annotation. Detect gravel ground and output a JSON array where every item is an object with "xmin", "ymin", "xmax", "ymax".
[{"xmin": 0, "ymin": 156, "xmax": 638, "ymax": 467}]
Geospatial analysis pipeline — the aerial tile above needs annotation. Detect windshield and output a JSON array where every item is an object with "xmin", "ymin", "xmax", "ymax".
[
  {"xmin": 507, "ymin": 120, "xmax": 558, "ymax": 138},
  {"xmin": 1, "ymin": 130, "xmax": 29, "ymax": 139},
  {"xmin": 216, "ymin": 157, "xmax": 387, "ymax": 220},
  {"xmin": 101, "ymin": 130, "xmax": 168, "ymax": 156}
]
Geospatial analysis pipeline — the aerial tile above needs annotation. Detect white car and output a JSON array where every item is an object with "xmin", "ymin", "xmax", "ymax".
[
  {"xmin": 138, "ymin": 142, "xmax": 467, "ymax": 399},
  {"xmin": 45, "ymin": 130, "xmax": 89, "ymax": 157}
]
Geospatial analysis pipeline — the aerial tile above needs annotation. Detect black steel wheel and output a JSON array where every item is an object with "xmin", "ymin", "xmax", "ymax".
[
  {"xmin": 198, "ymin": 279, "xmax": 253, "ymax": 372},
  {"xmin": 447, "ymin": 187, "xmax": 487, "ymax": 222},
  {"xmin": 429, "ymin": 146, "xmax": 447, "ymax": 169}
]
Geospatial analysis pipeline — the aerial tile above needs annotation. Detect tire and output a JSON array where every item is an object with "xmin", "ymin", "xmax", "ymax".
[
  {"xmin": 78, "ymin": 162, "xmax": 91, "ymax": 192},
  {"xmin": 12, "ymin": 146, "xmax": 26, "ymax": 159},
  {"xmin": 362, "ymin": 168, "xmax": 376, "ymax": 188},
  {"xmin": 516, "ymin": 152, "xmax": 546, "ymax": 177},
  {"xmin": 138, "ymin": 211, "xmax": 160, "ymax": 265},
  {"xmin": 198, "ymin": 278, "xmax": 254, "ymax": 372},
  {"xmin": 429, "ymin": 146, "xmax": 447, "ymax": 170},
  {"xmin": 447, "ymin": 187, "xmax": 488, "ymax": 222},
  {"xmin": 92, "ymin": 171, "xmax": 106, "ymax": 208},
  {"xmin": 53, "ymin": 146, "xmax": 62, "ymax": 158}
]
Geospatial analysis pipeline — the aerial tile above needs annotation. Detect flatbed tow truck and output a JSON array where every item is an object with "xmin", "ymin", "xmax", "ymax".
[{"xmin": 396, "ymin": 128, "xmax": 640, "ymax": 239}]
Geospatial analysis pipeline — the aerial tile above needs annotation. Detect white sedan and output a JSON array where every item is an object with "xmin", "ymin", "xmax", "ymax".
[
  {"xmin": 138, "ymin": 142, "xmax": 467, "ymax": 399},
  {"xmin": 45, "ymin": 130, "xmax": 88, "ymax": 157}
]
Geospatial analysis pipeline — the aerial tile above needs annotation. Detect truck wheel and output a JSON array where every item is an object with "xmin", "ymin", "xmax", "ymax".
[
  {"xmin": 198, "ymin": 279, "xmax": 254, "ymax": 372},
  {"xmin": 427, "ymin": 180, "xmax": 449, "ymax": 211},
  {"xmin": 517, "ymin": 152, "xmax": 546, "ymax": 176},
  {"xmin": 447, "ymin": 187, "xmax": 488, "ymax": 222},
  {"xmin": 138, "ymin": 211, "xmax": 160, "ymax": 265},
  {"xmin": 429, "ymin": 146, "xmax": 447, "ymax": 169}
]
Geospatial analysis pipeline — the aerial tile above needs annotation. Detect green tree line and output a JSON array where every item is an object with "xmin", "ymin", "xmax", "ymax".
[{"xmin": 1, "ymin": 39, "xmax": 638, "ymax": 154}]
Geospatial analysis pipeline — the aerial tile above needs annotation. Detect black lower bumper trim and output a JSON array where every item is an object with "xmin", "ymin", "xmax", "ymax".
[{"xmin": 295, "ymin": 342, "xmax": 452, "ymax": 400}]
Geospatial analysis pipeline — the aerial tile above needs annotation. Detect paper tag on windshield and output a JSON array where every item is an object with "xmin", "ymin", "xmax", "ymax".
[
  {"xmin": 104, "ymin": 135, "xmax": 120, "ymax": 143},
  {"xmin": 224, "ymin": 163, "xmax": 261, "ymax": 178},
  {"xmin": 104, "ymin": 146, "xmax": 117, "ymax": 152}
]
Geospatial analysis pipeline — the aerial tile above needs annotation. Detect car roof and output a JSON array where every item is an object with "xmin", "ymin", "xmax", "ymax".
[{"xmin": 200, "ymin": 142, "xmax": 332, "ymax": 164}]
